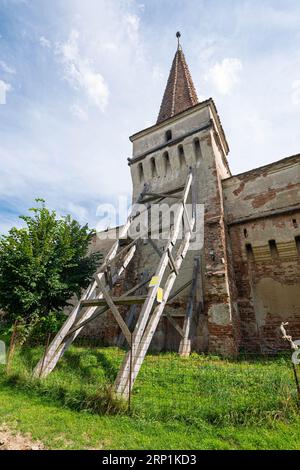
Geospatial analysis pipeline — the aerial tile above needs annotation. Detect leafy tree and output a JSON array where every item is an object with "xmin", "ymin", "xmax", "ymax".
[{"xmin": 0, "ymin": 199, "xmax": 100, "ymax": 342}]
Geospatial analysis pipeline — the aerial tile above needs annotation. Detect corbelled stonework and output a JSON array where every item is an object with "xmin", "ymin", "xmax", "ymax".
[{"xmin": 157, "ymin": 47, "xmax": 199, "ymax": 124}]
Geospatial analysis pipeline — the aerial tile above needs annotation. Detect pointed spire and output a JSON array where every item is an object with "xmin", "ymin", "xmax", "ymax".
[{"xmin": 157, "ymin": 32, "xmax": 199, "ymax": 124}]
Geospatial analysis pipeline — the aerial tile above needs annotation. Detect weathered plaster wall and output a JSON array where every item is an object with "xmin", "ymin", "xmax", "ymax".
[
  {"xmin": 223, "ymin": 154, "xmax": 300, "ymax": 223},
  {"xmin": 223, "ymin": 156, "xmax": 300, "ymax": 352}
]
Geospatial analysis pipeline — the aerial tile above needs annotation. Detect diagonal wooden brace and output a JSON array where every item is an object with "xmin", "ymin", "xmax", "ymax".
[{"xmin": 97, "ymin": 278, "xmax": 132, "ymax": 346}]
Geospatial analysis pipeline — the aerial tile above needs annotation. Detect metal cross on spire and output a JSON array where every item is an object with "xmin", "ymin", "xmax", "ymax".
[{"xmin": 176, "ymin": 31, "xmax": 181, "ymax": 50}]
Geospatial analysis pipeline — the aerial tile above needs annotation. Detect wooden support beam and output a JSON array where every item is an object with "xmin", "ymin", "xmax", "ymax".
[
  {"xmin": 114, "ymin": 171, "xmax": 194, "ymax": 397},
  {"xmin": 148, "ymin": 238, "xmax": 163, "ymax": 257},
  {"xmin": 143, "ymin": 192, "xmax": 181, "ymax": 200},
  {"xmin": 33, "ymin": 216, "xmax": 135, "ymax": 378},
  {"xmin": 34, "ymin": 168, "xmax": 196, "ymax": 398},
  {"xmin": 97, "ymin": 278, "xmax": 132, "ymax": 345},
  {"xmin": 66, "ymin": 276, "xmax": 153, "ymax": 338},
  {"xmin": 81, "ymin": 296, "xmax": 147, "ymax": 308},
  {"xmin": 115, "ymin": 213, "xmax": 196, "ymax": 397},
  {"xmin": 140, "ymin": 187, "xmax": 184, "ymax": 204},
  {"xmin": 116, "ymin": 270, "xmax": 150, "ymax": 348},
  {"xmin": 165, "ymin": 312, "xmax": 184, "ymax": 337},
  {"xmin": 167, "ymin": 248, "xmax": 179, "ymax": 275},
  {"xmin": 105, "ymin": 266, "xmax": 113, "ymax": 289},
  {"xmin": 179, "ymin": 256, "xmax": 200, "ymax": 357},
  {"xmin": 148, "ymin": 239, "xmax": 174, "ymax": 271},
  {"xmin": 183, "ymin": 203, "xmax": 193, "ymax": 235},
  {"xmin": 67, "ymin": 277, "xmax": 190, "ymax": 337}
]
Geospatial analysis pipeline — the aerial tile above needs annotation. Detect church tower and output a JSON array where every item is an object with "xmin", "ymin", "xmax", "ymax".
[{"xmin": 128, "ymin": 34, "xmax": 240, "ymax": 355}]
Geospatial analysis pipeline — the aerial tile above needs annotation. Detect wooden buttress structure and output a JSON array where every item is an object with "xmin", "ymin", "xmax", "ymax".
[{"xmin": 34, "ymin": 169, "xmax": 202, "ymax": 397}]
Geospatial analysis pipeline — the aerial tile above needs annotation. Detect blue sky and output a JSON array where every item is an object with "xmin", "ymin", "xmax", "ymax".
[{"xmin": 0, "ymin": 0, "xmax": 300, "ymax": 232}]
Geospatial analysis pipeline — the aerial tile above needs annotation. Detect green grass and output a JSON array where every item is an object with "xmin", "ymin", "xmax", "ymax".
[{"xmin": 0, "ymin": 346, "xmax": 300, "ymax": 449}]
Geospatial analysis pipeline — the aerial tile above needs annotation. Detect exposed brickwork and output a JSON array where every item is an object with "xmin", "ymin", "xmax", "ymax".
[{"xmin": 228, "ymin": 212, "xmax": 300, "ymax": 352}]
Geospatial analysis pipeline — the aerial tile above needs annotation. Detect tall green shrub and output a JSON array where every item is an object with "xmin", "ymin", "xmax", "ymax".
[{"xmin": 0, "ymin": 199, "xmax": 100, "ymax": 342}]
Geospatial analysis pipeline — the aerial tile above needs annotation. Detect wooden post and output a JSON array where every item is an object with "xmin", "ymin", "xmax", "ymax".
[
  {"xmin": 280, "ymin": 322, "xmax": 300, "ymax": 403},
  {"xmin": 115, "ymin": 208, "xmax": 196, "ymax": 397},
  {"xmin": 128, "ymin": 333, "xmax": 133, "ymax": 412},
  {"xmin": 179, "ymin": 256, "xmax": 200, "ymax": 357},
  {"xmin": 292, "ymin": 363, "xmax": 300, "ymax": 402},
  {"xmin": 39, "ymin": 333, "xmax": 51, "ymax": 379},
  {"xmin": 6, "ymin": 321, "xmax": 18, "ymax": 374},
  {"xmin": 114, "ymin": 172, "xmax": 193, "ymax": 396}
]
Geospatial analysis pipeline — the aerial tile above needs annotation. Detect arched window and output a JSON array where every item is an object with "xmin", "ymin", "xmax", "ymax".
[
  {"xmin": 194, "ymin": 137, "xmax": 202, "ymax": 163},
  {"xmin": 165, "ymin": 130, "xmax": 172, "ymax": 142},
  {"xmin": 138, "ymin": 162, "xmax": 144, "ymax": 182},
  {"xmin": 163, "ymin": 151, "xmax": 171, "ymax": 176},
  {"xmin": 150, "ymin": 157, "xmax": 157, "ymax": 177},
  {"xmin": 178, "ymin": 145, "xmax": 185, "ymax": 167}
]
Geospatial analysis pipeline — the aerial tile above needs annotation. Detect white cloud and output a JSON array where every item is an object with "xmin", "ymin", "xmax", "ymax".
[
  {"xmin": 152, "ymin": 65, "xmax": 164, "ymax": 83},
  {"xmin": 70, "ymin": 103, "xmax": 88, "ymax": 121},
  {"xmin": 206, "ymin": 58, "xmax": 243, "ymax": 95},
  {"xmin": 56, "ymin": 29, "xmax": 109, "ymax": 111},
  {"xmin": 66, "ymin": 202, "xmax": 89, "ymax": 223},
  {"xmin": 0, "ymin": 80, "xmax": 11, "ymax": 104},
  {"xmin": 39, "ymin": 35, "xmax": 51, "ymax": 48},
  {"xmin": 292, "ymin": 80, "xmax": 300, "ymax": 105},
  {"xmin": 245, "ymin": 112, "xmax": 273, "ymax": 143},
  {"xmin": 124, "ymin": 13, "xmax": 140, "ymax": 43},
  {"xmin": 0, "ymin": 60, "xmax": 16, "ymax": 75}
]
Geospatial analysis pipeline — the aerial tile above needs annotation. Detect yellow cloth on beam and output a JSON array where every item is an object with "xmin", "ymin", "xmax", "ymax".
[
  {"xmin": 149, "ymin": 276, "xmax": 159, "ymax": 287},
  {"xmin": 157, "ymin": 287, "xmax": 163, "ymax": 303}
]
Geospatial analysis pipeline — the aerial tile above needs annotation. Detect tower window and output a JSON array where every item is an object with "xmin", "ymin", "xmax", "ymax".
[
  {"xmin": 245, "ymin": 243, "xmax": 254, "ymax": 261},
  {"xmin": 165, "ymin": 130, "xmax": 172, "ymax": 142},
  {"xmin": 193, "ymin": 137, "xmax": 202, "ymax": 163},
  {"xmin": 293, "ymin": 219, "xmax": 298, "ymax": 228},
  {"xmin": 269, "ymin": 240, "xmax": 279, "ymax": 259},
  {"xmin": 150, "ymin": 157, "xmax": 157, "ymax": 177},
  {"xmin": 243, "ymin": 228, "xmax": 248, "ymax": 238},
  {"xmin": 178, "ymin": 145, "xmax": 185, "ymax": 167},
  {"xmin": 295, "ymin": 236, "xmax": 300, "ymax": 256},
  {"xmin": 163, "ymin": 151, "xmax": 171, "ymax": 176},
  {"xmin": 246, "ymin": 243, "xmax": 254, "ymax": 259},
  {"xmin": 138, "ymin": 162, "xmax": 144, "ymax": 182}
]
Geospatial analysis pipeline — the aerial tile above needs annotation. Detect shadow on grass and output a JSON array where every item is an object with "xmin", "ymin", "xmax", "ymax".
[
  {"xmin": 0, "ymin": 346, "xmax": 128, "ymax": 416},
  {"xmin": 94, "ymin": 351, "xmax": 119, "ymax": 382},
  {"xmin": 2, "ymin": 371, "xmax": 128, "ymax": 416},
  {"xmin": 19, "ymin": 346, "xmax": 44, "ymax": 371},
  {"xmin": 1, "ymin": 346, "xmax": 297, "ymax": 425}
]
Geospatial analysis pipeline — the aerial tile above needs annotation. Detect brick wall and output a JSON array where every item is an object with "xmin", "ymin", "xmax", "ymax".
[{"xmin": 227, "ymin": 214, "xmax": 300, "ymax": 352}]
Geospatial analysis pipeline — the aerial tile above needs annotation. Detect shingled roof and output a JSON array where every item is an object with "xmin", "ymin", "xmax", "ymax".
[{"xmin": 157, "ymin": 46, "xmax": 199, "ymax": 124}]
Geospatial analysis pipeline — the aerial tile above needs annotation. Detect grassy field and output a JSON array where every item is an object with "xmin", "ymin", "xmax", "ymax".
[{"xmin": 0, "ymin": 346, "xmax": 300, "ymax": 450}]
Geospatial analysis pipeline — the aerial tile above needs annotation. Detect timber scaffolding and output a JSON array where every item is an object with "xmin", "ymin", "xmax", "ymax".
[{"xmin": 34, "ymin": 168, "xmax": 203, "ymax": 398}]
